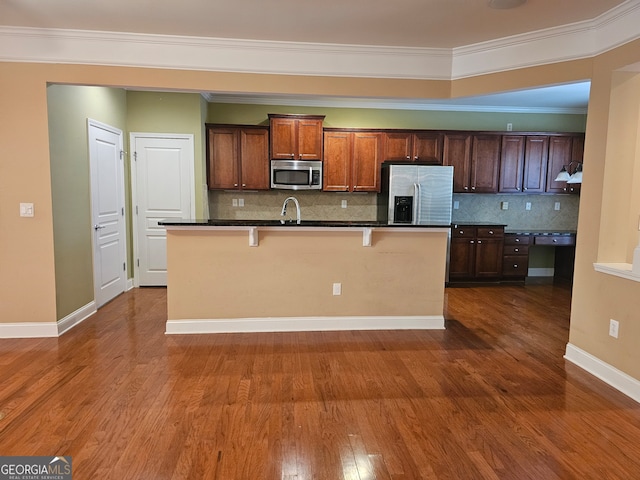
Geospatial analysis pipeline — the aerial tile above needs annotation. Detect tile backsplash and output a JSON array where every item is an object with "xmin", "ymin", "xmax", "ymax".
[
  {"xmin": 208, "ymin": 191, "xmax": 579, "ymax": 231},
  {"xmin": 451, "ymin": 193, "xmax": 579, "ymax": 231}
]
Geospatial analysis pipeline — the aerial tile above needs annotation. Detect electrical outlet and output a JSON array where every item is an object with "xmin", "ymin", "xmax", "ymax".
[
  {"xmin": 341, "ymin": 200, "xmax": 347, "ymax": 209},
  {"xmin": 19, "ymin": 203, "xmax": 34, "ymax": 217},
  {"xmin": 238, "ymin": 198, "xmax": 244, "ymax": 207},
  {"xmin": 507, "ymin": 123, "xmax": 513, "ymax": 131},
  {"xmin": 232, "ymin": 199, "xmax": 238, "ymax": 207},
  {"xmin": 554, "ymin": 202, "xmax": 561, "ymax": 211},
  {"xmin": 501, "ymin": 201, "xmax": 509, "ymax": 210},
  {"xmin": 525, "ymin": 202, "xmax": 532, "ymax": 211},
  {"xmin": 332, "ymin": 283, "xmax": 342, "ymax": 296},
  {"xmin": 453, "ymin": 201, "xmax": 460, "ymax": 210},
  {"xmin": 609, "ymin": 319, "xmax": 619, "ymax": 338}
]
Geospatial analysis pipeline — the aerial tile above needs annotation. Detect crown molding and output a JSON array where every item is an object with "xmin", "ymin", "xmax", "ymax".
[{"xmin": 0, "ymin": 1, "xmax": 638, "ymax": 81}]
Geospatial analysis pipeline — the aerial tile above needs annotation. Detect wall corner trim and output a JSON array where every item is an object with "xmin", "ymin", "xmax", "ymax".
[
  {"xmin": 564, "ymin": 343, "xmax": 640, "ymax": 404},
  {"xmin": 57, "ymin": 301, "xmax": 97, "ymax": 336}
]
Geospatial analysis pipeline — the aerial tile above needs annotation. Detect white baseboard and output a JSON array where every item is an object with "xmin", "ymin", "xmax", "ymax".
[
  {"xmin": 0, "ymin": 322, "xmax": 59, "ymax": 338},
  {"xmin": 166, "ymin": 315, "xmax": 445, "ymax": 335},
  {"xmin": 57, "ymin": 301, "xmax": 97, "ymax": 336},
  {"xmin": 0, "ymin": 301, "xmax": 97, "ymax": 338},
  {"xmin": 564, "ymin": 343, "xmax": 640, "ymax": 404}
]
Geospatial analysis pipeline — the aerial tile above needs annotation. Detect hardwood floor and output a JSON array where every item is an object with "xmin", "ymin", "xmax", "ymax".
[{"xmin": 1, "ymin": 284, "xmax": 640, "ymax": 479}]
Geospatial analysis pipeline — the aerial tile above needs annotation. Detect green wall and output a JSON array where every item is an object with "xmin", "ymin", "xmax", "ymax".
[
  {"xmin": 207, "ymin": 103, "xmax": 587, "ymax": 132},
  {"xmin": 48, "ymin": 85, "xmax": 128, "ymax": 319}
]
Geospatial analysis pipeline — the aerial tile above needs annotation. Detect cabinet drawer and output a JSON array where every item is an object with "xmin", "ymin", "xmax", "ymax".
[
  {"xmin": 477, "ymin": 227, "xmax": 504, "ymax": 238},
  {"xmin": 451, "ymin": 227, "xmax": 475, "ymax": 238},
  {"xmin": 533, "ymin": 235, "xmax": 575, "ymax": 246},
  {"xmin": 502, "ymin": 256, "xmax": 529, "ymax": 276},
  {"xmin": 504, "ymin": 235, "xmax": 530, "ymax": 245},
  {"xmin": 503, "ymin": 245, "xmax": 529, "ymax": 256}
]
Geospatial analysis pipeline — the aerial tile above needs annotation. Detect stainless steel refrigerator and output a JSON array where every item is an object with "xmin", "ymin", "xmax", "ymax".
[{"xmin": 378, "ymin": 163, "xmax": 454, "ymax": 226}]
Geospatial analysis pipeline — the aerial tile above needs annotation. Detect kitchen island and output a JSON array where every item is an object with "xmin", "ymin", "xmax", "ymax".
[{"xmin": 160, "ymin": 219, "xmax": 450, "ymax": 334}]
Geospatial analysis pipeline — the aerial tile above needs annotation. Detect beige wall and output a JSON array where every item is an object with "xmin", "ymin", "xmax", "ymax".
[
  {"xmin": 1, "ymin": 42, "xmax": 640, "ymax": 386},
  {"xmin": 166, "ymin": 228, "xmax": 448, "ymax": 321}
]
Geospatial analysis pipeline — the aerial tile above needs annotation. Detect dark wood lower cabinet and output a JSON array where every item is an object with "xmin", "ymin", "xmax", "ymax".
[
  {"xmin": 449, "ymin": 225, "xmax": 504, "ymax": 282},
  {"xmin": 502, "ymin": 234, "xmax": 530, "ymax": 280}
]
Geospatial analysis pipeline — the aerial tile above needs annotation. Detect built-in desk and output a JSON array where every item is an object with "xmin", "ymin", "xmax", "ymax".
[{"xmin": 504, "ymin": 231, "xmax": 576, "ymax": 282}]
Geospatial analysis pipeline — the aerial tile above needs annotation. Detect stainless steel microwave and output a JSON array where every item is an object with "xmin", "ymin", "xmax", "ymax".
[{"xmin": 271, "ymin": 160, "xmax": 323, "ymax": 190}]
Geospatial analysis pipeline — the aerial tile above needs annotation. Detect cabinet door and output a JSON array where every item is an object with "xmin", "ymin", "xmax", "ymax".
[
  {"xmin": 449, "ymin": 237, "xmax": 476, "ymax": 279},
  {"xmin": 297, "ymin": 118, "xmax": 324, "ymax": 160},
  {"xmin": 413, "ymin": 132, "xmax": 443, "ymax": 163},
  {"xmin": 546, "ymin": 136, "xmax": 573, "ymax": 193},
  {"xmin": 270, "ymin": 117, "xmax": 297, "ymax": 160},
  {"xmin": 471, "ymin": 135, "xmax": 501, "ymax": 193},
  {"xmin": 474, "ymin": 237, "xmax": 503, "ymax": 278},
  {"xmin": 522, "ymin": 136, "xmax": 549, "ymax": 193},
  {"xmin": 239, "ymin": 129, "xmax": 269, "ymax": 190},
  {"xmin": 499, "ymin": 135, "xmax": 525, "ymax": 193},
  {"xmin": 383, "ymin": 132, "xmax": 413, "ymax": 161},
  {"xmin": 323, "ymin": 131, "xmax": 351, "ymax": 192},
  {"xmin": 443, "ymin": 134, "xmax": 472, "ymax": 193},
  {"xmin": 207, "ymin": 128, "xmax": 239, "ymax": 189},
  {"xmin": 352, "ymin": 132, "xmax": 382, "ymax": 192}
]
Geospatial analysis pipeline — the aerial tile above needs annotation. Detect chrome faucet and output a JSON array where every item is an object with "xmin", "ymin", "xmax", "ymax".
[{"xmin": 280, "ymin": 196, "xmax": 301, "ymax": 224}]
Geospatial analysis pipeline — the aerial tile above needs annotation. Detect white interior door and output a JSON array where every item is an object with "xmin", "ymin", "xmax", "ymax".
[
  {"xmin": 131, "ymin": 134, "xmax": 194, "ymax": 286},
  {"xmin": 88, "ymin": 120, "xmax": 127, "ymax": 307}
]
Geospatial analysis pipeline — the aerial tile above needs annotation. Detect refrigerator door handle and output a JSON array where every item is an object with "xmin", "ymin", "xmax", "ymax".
[{"xmin": 413, "ymin": 183, "xmax": 421, "ymax": 224}]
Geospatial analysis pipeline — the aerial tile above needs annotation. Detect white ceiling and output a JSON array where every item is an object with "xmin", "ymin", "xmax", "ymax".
[{"xmin": 1, "ymin": 0, "xmax": 628, "ymax": 112}]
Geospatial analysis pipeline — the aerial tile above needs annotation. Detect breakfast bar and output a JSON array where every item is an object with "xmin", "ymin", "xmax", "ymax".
[{"xmin": 160, "ymin": 220, "xmax": 450, "ymax": 334}]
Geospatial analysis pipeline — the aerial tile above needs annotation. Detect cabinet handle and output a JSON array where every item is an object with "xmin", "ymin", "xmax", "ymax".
[
  {"xmin": 459, "ymin": 230, "xmax": 464, "ymax": 234},
  {"xmin": 514, "ymin": 248, "xmax": 519, "ymax": 252},
  {"xmin": 414, "ymin": 156, "xmax": 418, "ymax": 161},
  {"xmin": 470, "ymin": 240, "xmax": 475, "ymax": 244},
  {"xmin": 464, "ymin": 186, "xmax": 469, "ymax": 190},
  {"xmin": 406, "ymin": 155, "xmax": 410, "ymax": 160},
  {"xmin": 471, "ymin": 186, "xmax": 476, "ymax": 191},
  {"xmin": 234, "ymin": 183, "xmax": 238, "ymax": 187},
  {"xmin": 553, "ymin": 239, "xmax": 557, "ymax": 243},
  {"xmin": 524, "ymin": 187, "xmax": 528, "ymax": 191},
  {"xmin": 514, "ymin": 264, "xmax": 518, "ymax": 268},
  {"xmin": 515, "ymin": 238, "xmax": 520, "ymax": 242},
  {"xmin": 242, "ymin": 184, "xmax": 246, "ymax": 187},
  {"xmin": 489, "ymin": 230, "xmax": 494, "ymax": 235},
  {"xmin": 290, "ymin": 153, "xmax": 295, "ymax": 159}
]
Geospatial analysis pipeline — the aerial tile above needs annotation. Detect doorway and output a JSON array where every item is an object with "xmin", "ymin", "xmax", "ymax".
[
  {"xmin": 88, "ymin": 119, "xmax": 127, "ymax": 307},
  {"xmin": 130, "ymin": 133, "xmax": 195, "ymax": 286}
]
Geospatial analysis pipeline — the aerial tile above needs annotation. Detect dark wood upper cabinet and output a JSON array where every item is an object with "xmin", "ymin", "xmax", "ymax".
[
  {"xmin": 443, "ymin": 133, "xmax": 472, "ymax": 192},
  {"xmin": 499, "ymin": 135, "xmax": 525, "ymax": 193},
  {"xmin": 323, "ymin": 130, "xmax": 382, "ymax": 192},
  {"xmin": 383, "ymin": 131, "xmax": 443, "ymax": 163},
  {"xmin": 269, "ymin": 114, "xmax": 324, "ymax": 161},
  {"xmin": 546, "ymin": 135, "xmax": 584, "ymax": 193},
  {"xmin": 206, "ymin": 125, "xmax": 269, "ymax": 191},
  {"xmin": 499, "ymin": 135, "xmax": 548, "ymax": 193},
  {"xmin": 471, "ymin": 135, "xmax": 501, "ymax": 193}
]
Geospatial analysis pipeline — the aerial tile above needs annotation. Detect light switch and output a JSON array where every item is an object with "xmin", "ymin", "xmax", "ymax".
[
  {"xmin": 525, "ymin": 202, "xmax": 532, "ymax": 211},
  {"xmin": 238, "ymin": 198, "xmax": 244, "ymax": 207},
  {"xmin": 554, "ymin": 202, "xmax": 561, "ymax": 211},
  {"xmin": 20, "ymin": 203, "xmax": 34, "ymax": 217},
  {"xmin": 501, "ymin": 201, "xmax": 509, "ymax": 210},
  {"xmin": 332, "ymin": 283, "xmax": 342, "ymax": 296},
  {"xmin": 453, "ymin": 201, "xmax": 460, "ymax": 210},
  {"xmin": 341, "ymin": 200, "xmax": 347, "ymax": 209}
]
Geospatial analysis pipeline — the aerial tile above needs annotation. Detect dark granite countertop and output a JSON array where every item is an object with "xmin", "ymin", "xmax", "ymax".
[
  {"xmin": 159, "ymin": 219, "xmax": 452, "ymax": 228},
  {"xmin": 504, "ymin": 230, "xmax": 577, "ymax": 236}
]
